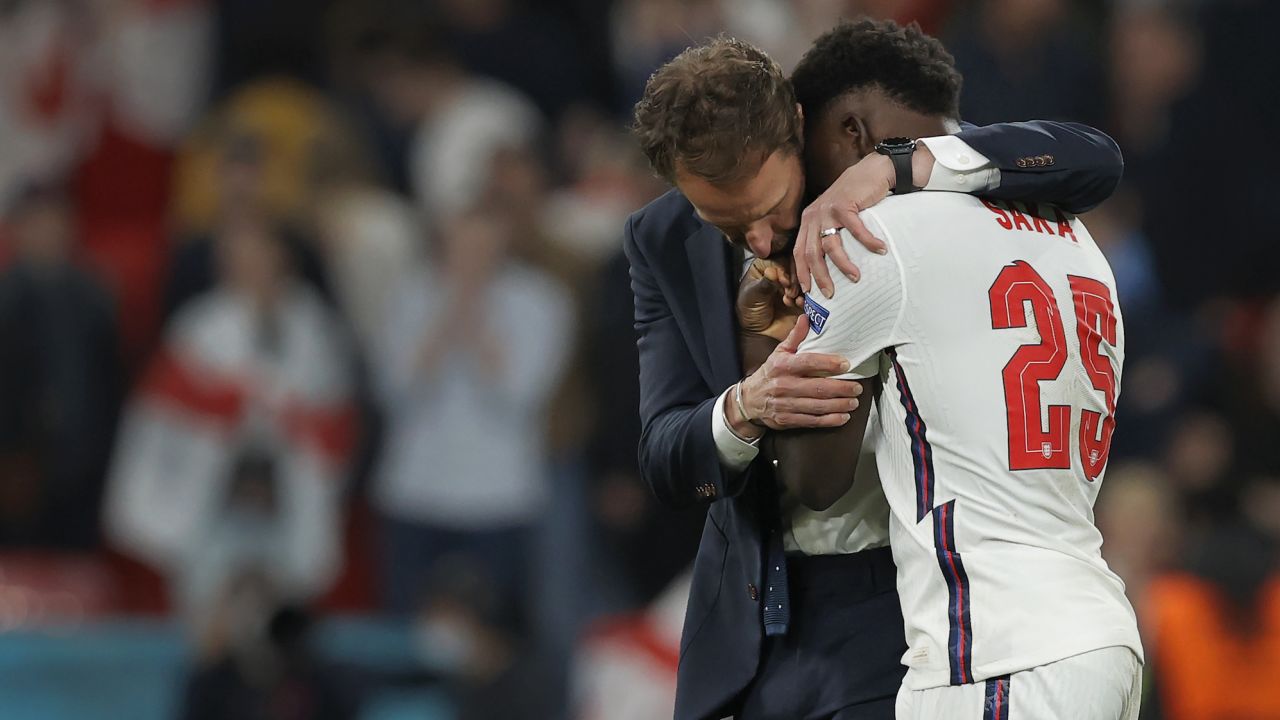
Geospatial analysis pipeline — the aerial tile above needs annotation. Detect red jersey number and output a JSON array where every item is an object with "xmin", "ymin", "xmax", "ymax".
[{"xmin": 988, "ymin": 261, "xmax": 1118, "ymax": 479}]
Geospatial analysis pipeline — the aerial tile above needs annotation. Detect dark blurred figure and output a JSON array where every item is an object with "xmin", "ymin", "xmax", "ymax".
[
  {"xmin": 181, "ymin": 593, "xmax": 359, "ymax": 720},
  {"xmin": 1143, "ymin": 517, "xmax": 1280, "ymax": 720},
  {"xmin": 1221, "ymin": 296, "xmax": 1280, "ymax": 482},
  {"xmin": 1106, "ymin": 2, "xmax": 1200, "ymax": 180},
  {"xmin": 1161, "ymin": 410, "xmax": 1239, "ymax": 530},
  {"xmin": 1086, "ymin": 191, "xmax": 1217, "ymax": 461},
  {"xmin": 0, "ymin": 185, "xmax": 121, "ymax": 548},
  {"xmin": 1139, "ymin": 0, "xmax": 1280, "ymax": 307},
  {"xmin": 609, "ymin": 0, "xmax": 723, "ymax": 113},
  {"xmin": 586, "ymin": 250, "xmax": 703, "ymax": 606},
  {"xmin": 409, "ymin": 559, "xmax": 557, "ymax": 720},
  {"xmin": 213, "ymin": 0, "xmax": 336, "ymax": 96},
  {"xmin": 947, "ymin": 0, "xmax": 1105, "ymax": 126},
  {"xmin": 436, "ymin": 0, "xmax": 589, "ymax": 120},
  {"xmin": 354, "ymin": 14, "xmax": 541, "ymax": 220},
  {"xmin": 166, "ymin": 130, "xmax": 332, "ymax": 320}
]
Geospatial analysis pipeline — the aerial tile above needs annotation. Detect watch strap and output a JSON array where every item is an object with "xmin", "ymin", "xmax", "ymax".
[{"xmin": 890, "ymin": 150, "xmax": 917, "ymax": 195}]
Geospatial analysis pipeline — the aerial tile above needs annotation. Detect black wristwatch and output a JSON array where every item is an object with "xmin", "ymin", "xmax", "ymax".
[{"xmin": 875, "ymin": 137, "xmax": 918, "ymax": 195}]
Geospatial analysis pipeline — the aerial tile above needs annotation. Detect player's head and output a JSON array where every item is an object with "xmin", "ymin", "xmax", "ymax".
[
  {"xmin": 633, "ymin": 37, "xmax": 805, "ymax": 260},
  {"xmin": 791, "ymin": 19, "xmax": 963, "ymax": 191}
]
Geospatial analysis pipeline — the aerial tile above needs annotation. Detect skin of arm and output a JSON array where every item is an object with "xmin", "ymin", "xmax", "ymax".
[{"xmin": 768, "ymin": 378, "xmax": 875, "ymax": 511}]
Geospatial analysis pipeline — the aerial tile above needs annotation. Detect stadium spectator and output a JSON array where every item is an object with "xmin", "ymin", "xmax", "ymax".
[
  {"xmin": 167, "ymin": 79, "xmax": 359, "ymax": 318},
  {"xmin": 1144, "ymin": 520, "xmax": 1280, "ymax": 720},
  {"xmin": 410, "ymin": 559, "xmax": 557, "ymax": 720},
  {"xmin": 947, "ymin": 0, "xmax": 1105, "ymax": 126},
  {"xmin": 547, "ymin": 112, "xmax": 667, "ymax": 265},
  {"xmin": 609, "ymin": 0, "xmax": 724, "ymax": 110},
  {"xmin": 0, "ymin": 185, "xmax": 121, "ymax": 548},
  {"xmin": 308, "ymin": 149, "xmax": 421, "ymax": 354},
  {"xmin": 356, "ymin": 18, "xmax": 542, "ymax": 221},
  {"xmin": 181, "ymin": 598, "xmax": 360, "ymax": 720},
  {"xmin": 370, "ymin": 206, "xmax": 572, "ymax": 618},
  {"xmin": 1106, "ymin": 3, "xmax": 1200, "ymax": 179},
  {"xmin": 104, "ymin": 211, "xmax": 357, "ymax": 625},
  {"xmin": 1138, "ymin": 0, "xmax": 1280, "ymax": 306},
  {"xmin": 585, "ymin": 250, "xmax": 703, "ymax": 607},
  {"xmin": 435, "ymin": 0, "xmax": 589, "ymax": 121}
]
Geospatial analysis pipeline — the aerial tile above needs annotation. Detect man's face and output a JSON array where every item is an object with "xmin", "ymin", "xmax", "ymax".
[{"xmin": 676, "ymin": 150, "xmax": 805, "ymax": 259}]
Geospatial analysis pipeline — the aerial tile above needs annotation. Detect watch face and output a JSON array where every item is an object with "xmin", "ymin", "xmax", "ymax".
[{"xmin": 878, "ymin": 137, "xmax": 915, "ymax": 153}]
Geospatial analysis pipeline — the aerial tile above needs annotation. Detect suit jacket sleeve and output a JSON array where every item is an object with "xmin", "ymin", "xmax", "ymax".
[
  {"xmin": 624, "ymin": 213, "xmax": 748, "ymax": 509},
  {"xmin": 955, "ymin": 121, "xmax": 1123, "ymax": 214}
]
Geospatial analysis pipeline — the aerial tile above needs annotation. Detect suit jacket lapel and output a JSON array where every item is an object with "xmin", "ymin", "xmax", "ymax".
[{"xmin": 685, "ymin": 224, "xmax": 741, "ymax": 389}]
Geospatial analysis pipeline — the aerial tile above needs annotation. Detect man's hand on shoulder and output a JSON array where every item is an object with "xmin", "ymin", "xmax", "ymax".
[{"xmin": 790, "ymin": 145, "xmax": 934, "ymax": 302}]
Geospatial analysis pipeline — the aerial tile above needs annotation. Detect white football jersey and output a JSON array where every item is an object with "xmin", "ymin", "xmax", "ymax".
[{"xmin": 797, "ymin": 192, "xmax": 1142, "ymax": 690}]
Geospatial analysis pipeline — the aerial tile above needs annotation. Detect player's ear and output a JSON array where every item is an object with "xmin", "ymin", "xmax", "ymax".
[{"xmin": 843, "ymin": 113, "xmax": 874, "ymax": 159}]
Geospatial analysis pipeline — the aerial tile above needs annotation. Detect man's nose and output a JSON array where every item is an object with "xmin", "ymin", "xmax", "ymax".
[{"xmin": 745, "ymin": 226, "xmax": 774, "ymax": 259}]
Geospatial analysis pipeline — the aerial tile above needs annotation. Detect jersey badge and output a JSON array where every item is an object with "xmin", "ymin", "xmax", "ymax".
[{"xmin": 803, "ymin": 294, "xmax": 830, "ymax": 335}]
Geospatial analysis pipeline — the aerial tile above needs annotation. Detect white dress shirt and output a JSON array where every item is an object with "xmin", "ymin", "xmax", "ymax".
[{"xmin": 710, "ymin": 135, "xmax": 996, "ymax": 554}]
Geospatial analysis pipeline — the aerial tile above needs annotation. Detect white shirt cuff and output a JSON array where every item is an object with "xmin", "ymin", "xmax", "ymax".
[
  {"xmin": 712, "ymin": 387, "xmax": 760, "ymax": 472},
  {"xmin": 919, "ymin": 135, "xmax": 1001, "ymax": 193}
]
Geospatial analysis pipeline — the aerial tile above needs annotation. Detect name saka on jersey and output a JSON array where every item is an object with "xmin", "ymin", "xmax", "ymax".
[{"xmin": 797, "ymin": 193, "xmax": 1142, "ymax": 690}]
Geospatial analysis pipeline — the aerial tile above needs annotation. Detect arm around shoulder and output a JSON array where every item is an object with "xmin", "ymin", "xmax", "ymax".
[{"xmin": 954, "ymin": 120, "xmax": 1123, "ymax": 214}]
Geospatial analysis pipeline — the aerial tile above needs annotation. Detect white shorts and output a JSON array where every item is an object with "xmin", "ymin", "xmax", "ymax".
[{"xmin": 895, "ymin": 646, "xmax": 1142, "ymax": 720}]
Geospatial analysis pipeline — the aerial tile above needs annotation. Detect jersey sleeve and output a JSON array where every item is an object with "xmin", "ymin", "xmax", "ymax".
[{"xmin": 797, "ymin": 214, "xmax": 905, "ymax": 379}]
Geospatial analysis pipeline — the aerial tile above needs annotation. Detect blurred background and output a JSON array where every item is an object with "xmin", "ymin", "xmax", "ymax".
[{"xmin": 0, "ymin": 0, "xmax": 1274, "ymax": 718}]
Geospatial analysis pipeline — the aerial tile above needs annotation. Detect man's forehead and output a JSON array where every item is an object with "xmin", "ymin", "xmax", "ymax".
[
  {"xmin": 681, "ymin": 152, "xmax": 795, "ymax": 223},
  {"xmin": 695, "ymin": 186, "xmax": 787, "ymax": 224}
]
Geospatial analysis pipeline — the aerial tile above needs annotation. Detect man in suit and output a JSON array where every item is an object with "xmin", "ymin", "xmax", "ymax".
[{"xmin": 624, "ymin": 30, "xmax": 1124, "ymax": 720}]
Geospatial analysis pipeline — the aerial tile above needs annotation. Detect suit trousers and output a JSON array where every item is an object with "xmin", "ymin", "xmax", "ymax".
[{"xmin": 734, "ymin": 547, "xmax": 907, "ymax": 720}]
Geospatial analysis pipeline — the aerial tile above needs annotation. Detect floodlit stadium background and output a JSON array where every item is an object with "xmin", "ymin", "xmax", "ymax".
[{"xmin": 0, "ymin": 0, "xmax": 1274, "ymax": 718}]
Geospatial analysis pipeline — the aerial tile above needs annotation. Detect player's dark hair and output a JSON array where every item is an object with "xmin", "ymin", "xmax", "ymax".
[
  {"xmin": 633, "ymin": 36, "xmax": 802, "ymax": 186},
  {"xmin": 790, "ymin": 18, "xmax": 963, "ymax": 127}
]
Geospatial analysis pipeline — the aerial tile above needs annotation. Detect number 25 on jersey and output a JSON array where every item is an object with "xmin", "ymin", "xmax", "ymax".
[{"xmin": 988, "ymin": 260, "xmax": 1118, "ymax": 481}]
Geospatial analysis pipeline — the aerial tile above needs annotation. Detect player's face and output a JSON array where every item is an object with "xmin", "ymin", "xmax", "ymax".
[
  {"xmin": 677, "ymin": 150, "xmax": 805, "ymax": 260},
  {"xmin": 804, "ymin": 88, "xmax": 946, "ymax": 193}
]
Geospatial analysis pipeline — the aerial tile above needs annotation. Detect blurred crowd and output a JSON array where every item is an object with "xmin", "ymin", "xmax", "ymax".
[{"xmin": 0, "ymin": 0, "xmax": 1275, "ymax": 718}]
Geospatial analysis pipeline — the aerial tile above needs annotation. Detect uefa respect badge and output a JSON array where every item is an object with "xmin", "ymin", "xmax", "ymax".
[{"xmin": 803, "ymin": 294, "xmax": 830, "ymax": 335}]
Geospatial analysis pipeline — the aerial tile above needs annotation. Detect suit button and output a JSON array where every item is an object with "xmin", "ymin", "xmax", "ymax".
[
  {"xmin": 748, "ymin": 583, "xmax": 758, "ymax": 601},
  {"xmin": 1016, "ymin": 158, "xmax": 1030, "ymax": 169}
]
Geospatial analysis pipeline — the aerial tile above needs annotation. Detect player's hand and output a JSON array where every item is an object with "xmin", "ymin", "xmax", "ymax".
[
  {"xmin": 736, "ymin": 257, "xmax": 801, "ymax": 343},
  {"xmin": 793, "ymin": 153, "xmax": 899, "ymax": 301},
  {"xmin": 735, "ymin": 315, "xmax": 862, "ymax": 431}
]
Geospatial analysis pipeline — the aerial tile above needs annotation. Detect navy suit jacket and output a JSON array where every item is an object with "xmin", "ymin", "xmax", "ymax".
[{"xmin": 623, "ymin": 121, "xmax": 1122, "ymax": 720}]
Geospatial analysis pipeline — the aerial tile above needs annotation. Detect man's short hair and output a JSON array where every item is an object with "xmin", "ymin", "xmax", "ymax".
[
  {"xmin": 790, "ymin": 19, "xmax": 963, "ymax": 128},
  {"xmin": 632, "ymin": 37, "xmax": 801, "ymax": 186}
]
